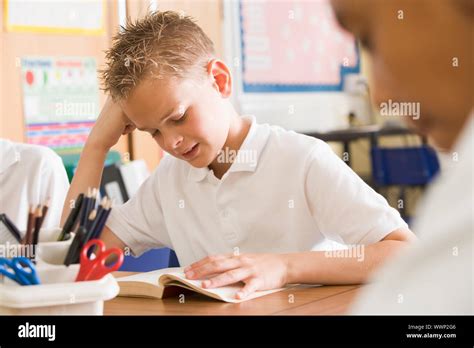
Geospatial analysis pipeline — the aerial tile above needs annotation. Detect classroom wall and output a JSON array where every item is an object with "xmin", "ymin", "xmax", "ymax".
[
  {"xmin": 0, "ymin": 0, "xmax": 223, "ymax": 173},
  {"xmin": 0, "ymin": 0, "xmax": 128, "ymax": 155}
]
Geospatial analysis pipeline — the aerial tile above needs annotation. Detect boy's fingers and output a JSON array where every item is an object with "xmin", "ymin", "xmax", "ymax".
[
  {"xmin": 236, "ymin": 278, "xmax": 261, "ymax": 299},
  {"xmin": 185, "ymin": 257, "xmax": 241, "ymax": 279},
  {"xmin": 185, "ymin": 255, "xmax": 224, "ymax": 271},
  {"xmin": 202, "ymin": 268, "xmax": 251, "ymax": 289},
  {"xmin": 185, "ymin": 253, "xmax": 231, "ymax": 272}
]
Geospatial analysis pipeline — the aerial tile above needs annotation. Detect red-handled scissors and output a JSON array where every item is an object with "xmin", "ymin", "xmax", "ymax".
[{"xmin": 75, "ymin": 239, "xmax": 124, "ymax": 282}]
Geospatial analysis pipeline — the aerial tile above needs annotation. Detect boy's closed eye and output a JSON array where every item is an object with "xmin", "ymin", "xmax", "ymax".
[
  {"xmin": 148, "ymin": 112, "xmax": 188, "ymax": 138},
  {"xmin": 172, "ymin": 111, "xmax": 188, "ymax": 123}
]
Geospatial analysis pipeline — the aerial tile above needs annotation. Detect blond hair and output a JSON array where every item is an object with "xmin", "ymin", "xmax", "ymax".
[{"xmin": 101, "ymin": 11, "xmax": 215, "ymax": 100}]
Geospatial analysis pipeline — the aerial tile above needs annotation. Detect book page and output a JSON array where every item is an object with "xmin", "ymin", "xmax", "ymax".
[
  {"xmin": 116, "ymin": 267, "xmax": 183, "ymax": 285},
  {"xmin": 160, "ymin": 272, "xmax": 287, "ymax": 303},
  {"xmin": 117, "ymin": 267, "xmax": 292, "ymax": 303}
]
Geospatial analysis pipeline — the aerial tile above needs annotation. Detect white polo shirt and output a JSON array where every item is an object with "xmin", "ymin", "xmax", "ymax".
[
  {"xmin": 351, "ymin": 114, "xmax": 473, "ymax": 314},
  {"xmin": 0, "ymin": 139, "xmax": 70, "ymax": 230},
  {"xmin": 106, "ymin": 116, "xmax": 407, "ymax": 266}
]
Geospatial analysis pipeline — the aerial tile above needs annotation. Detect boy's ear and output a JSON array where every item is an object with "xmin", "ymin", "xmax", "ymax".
[{"xmin": 206, "ymin": 59, "xmax": 232, "ymax": 98}]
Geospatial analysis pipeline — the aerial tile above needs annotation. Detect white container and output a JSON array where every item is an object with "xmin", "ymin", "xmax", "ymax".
[
  {"xmin": 36, "ymin": 227, "xmax": 75, "ymax": 266},
  {"xmin": 36, "ymin": 239, "xmax": 73, "ymax": 266},
  {"xmin": 0, "ymin": 264, "xmax": 119, "ymax": 315},
  {"xmin": 0, "ymin": 228, "xmax": 119, "ymax": 315},
  {"xmin": 37, "ymin": 227, "xmax": 64, "ymax": 243},
  {"xmin": 1, "ymin": 228, "xmax": 74, "ymax": 262},
  {"xmin": 0, "ymin": 228, "xmax": 73, "ymax": 260},
  {"xmin": 18, "ymin": 227, "xmax": 73, "ymax": 245}
]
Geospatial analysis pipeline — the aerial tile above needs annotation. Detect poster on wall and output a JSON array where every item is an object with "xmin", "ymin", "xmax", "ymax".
[
  {"xmin": 4, "ymin": 0, "xmax": 105, "ymax": 35},
  {"xmin": 20, "ymin": 56, "xmax": 100, "ymax": 153},
  {"xmin": 239, "ymin": 0, "xmax": 359, "ymax": 92}
]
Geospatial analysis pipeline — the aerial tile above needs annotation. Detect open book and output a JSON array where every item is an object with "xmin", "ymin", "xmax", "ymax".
[{"xmin": 116, "ymin": 267, "xmax": 287, "ymax": 303}]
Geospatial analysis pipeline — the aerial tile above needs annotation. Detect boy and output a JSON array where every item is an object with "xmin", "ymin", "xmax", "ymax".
[
  {"xmin": 330, "ymin": 0, "xmax": 472, "ymax": 314},
  {"xmin": 62, "ymin": 11, "xmax": 414, "ymax": 300}
]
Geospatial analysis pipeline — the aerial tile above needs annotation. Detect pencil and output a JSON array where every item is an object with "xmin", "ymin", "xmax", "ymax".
[
  {"xmin": 92, "ymin": 200, "xmax": 112, "ymax": 240},
  {"xmin": 64, "ymin": 226, "xmax": 87, "ymax": 266},
  {"xmin": 32, "ymin": 205, "xmax": 43, "ymax": 246},
  {"xmin": 89, "ymin": 188, "xmax": 98, "ymax": 212},
  {"xmin": 22, "ymin": 205, "xmax": 35, "ymax": 245},
  {"xmin": 85, "ymin": 209, "xmax": 96, "ymax": 234},
  {"xmin": 39, "ymin": 198, "xmax": 50, "ymax": 227},
  {"xmin": 84, "ymin": 197, "xmax": 106, "ymax": 242},
  {"xmin": 80, "ymin": 188, "xmax": 92, "ymax": 227},
  {"xmin": 58, "ymin": 193, "xmax": 84, "ymax": 241}
]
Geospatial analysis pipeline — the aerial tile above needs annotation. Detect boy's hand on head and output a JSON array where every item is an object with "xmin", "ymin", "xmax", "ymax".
[
  {"xmin": 184, "ymin": 253, "xmax": 290, "ymax": 300},
  {"xmin": 87, "ymin": 97, "xmax": 136, "ymax": 152}
]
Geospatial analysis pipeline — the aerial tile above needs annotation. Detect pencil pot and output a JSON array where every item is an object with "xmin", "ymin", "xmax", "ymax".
[
  {"xmin": 22, "ymin": 228, "xmax": 73, "ymax": 265},
  {"xmin": 36, "ymin": 227, "xmax": 64, "ymax": 243},
  {"xmin": 36, "ymin": 240, "xmax": 73, "ymax": 266},
  {"xmin": 0, "ymin": 264, "xmax": 119, "ymax": 315},
  {"xmin": 1, "ymin": 228, "xmax": 72, "ymax": 262},
  {"xmin": 17, "ymin": 227, "xmax": 73, "ymax": 248}
]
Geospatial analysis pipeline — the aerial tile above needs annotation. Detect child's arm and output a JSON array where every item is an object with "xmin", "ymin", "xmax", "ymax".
[
  {"xmin": 284, "ymin": 227, "xmax": 416, "ymax": 284},
  {"xmin": 99, "ymin": 225, "xmax": 127, "ymax": 250},
  {"xmin": 60, "ymin": 98, "xmax": 135, "ymax": 249},
  {"xmin": 184, "ymin": 227, "xmax": 416, "ymax": 300}
]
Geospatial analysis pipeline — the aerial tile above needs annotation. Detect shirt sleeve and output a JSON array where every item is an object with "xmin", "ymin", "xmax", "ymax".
[
  {"xmin": 304, "ymin": 141, "xmax": 408, "ymax": 245},
  {"xmin": 105, "ymin": 167, "xmax": 171, "ymax": 256},
  {"xmin": 38, "ymin": 149, "xmax": 70, "ymax": 229}
]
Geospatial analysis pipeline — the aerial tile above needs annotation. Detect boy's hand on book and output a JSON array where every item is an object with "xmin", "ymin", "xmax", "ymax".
[
  {"xmin": 184, "ymin": 253, "xmax": 289, "ymax": 300},
  {"xmin": 88, "ymin": 97, "xmax": 136, "ymax": 152}
]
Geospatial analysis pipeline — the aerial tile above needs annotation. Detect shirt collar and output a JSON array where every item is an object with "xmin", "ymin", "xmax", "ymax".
[
  {"xmin": 187, "ymin": 115, "xmax": 271, "ymax": 182},
  {"xmin": 0, "ymin": 139, "xmax": 20, "ymax": 174},
  {"xmin": 187, "ymin": 166, "xmax": 209, "ymax": 182}
]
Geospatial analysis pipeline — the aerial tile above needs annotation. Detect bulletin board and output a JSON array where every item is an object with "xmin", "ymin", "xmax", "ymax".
[
  {"xmin": 0, "ymin": 0, "xmax": 130, "ymax": 160},
  {"xmin": 238, "ymin": 0, "xmax": 359, "ymax": 93},
  {"xmin": 224, "ymin": 0, "xmax": 364, "ymax": 133},
  {"xmin": 21, "ymin": 56, "xmax": 100, "ymax": 152},
  {"xmin": 4, "ymin": 0, "xmax": 105, "ymax": 35}
]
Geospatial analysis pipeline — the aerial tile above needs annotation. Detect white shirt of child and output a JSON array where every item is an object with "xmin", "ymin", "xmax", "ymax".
[
  {"xmin": 0, "ymin": 139, "xmax": 70, "ymax": 230},
  {"xmin": 351, "ymin": 114, "xmax": 473, "ymax": 314},
  {"xmin": 106, "ymin": 116, "xmax": 407, "ymax": 266}
]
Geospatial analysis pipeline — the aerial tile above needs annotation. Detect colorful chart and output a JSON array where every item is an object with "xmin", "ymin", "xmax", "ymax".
[
  {"xmin": 240, "ymin": 0, "xmax": 360, "ymax": 92},
  {"xmin": 21, "ymin": 57, "xmax": 100, "ymax": 152}
]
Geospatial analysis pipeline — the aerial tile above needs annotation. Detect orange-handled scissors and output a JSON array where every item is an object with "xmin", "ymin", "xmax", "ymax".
[{"xmin": 75, "ymin": 239, "xmax": 124, "ymax": 282}]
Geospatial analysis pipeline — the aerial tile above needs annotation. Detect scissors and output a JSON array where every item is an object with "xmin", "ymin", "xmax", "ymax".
[
  {"xmin": 0, "ymin": 257, "xmax": 40, "ymax": 286},
  {"xmin": 75, "ymin": 239, "xmax": 124, "ymax": 282}
]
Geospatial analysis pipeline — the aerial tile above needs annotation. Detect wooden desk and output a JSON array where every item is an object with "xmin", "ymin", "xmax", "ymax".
[{"xmin": 104, "ymin": 272, "xmax": 363, "ymax": 315}]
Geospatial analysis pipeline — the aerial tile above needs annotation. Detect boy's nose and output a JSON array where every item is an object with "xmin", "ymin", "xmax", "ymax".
[{"xmin": 163, "ymin": 132, "xmax": 183, "ymax": 151}]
